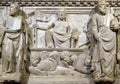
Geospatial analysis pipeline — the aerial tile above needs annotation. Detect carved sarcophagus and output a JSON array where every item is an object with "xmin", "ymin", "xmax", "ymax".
[{"xmin": 0, "ymin": 0, "xmax": 120, "ymax": 84}]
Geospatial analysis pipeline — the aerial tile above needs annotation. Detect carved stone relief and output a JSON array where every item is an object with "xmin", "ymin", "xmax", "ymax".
[{"xmin": 0, "ymin": 1, "xmax": 120, "ymax": 84}]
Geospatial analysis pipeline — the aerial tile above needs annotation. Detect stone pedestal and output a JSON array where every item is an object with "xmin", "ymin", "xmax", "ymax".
[{"xmin": 26, "ymin": 75, "xmax": 94, "ymax": 84}]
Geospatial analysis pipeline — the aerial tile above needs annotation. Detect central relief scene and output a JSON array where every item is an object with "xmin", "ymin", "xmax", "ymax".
[{"xmin": 0, "ymin": 0, "xmax": 120, "ymax": 84}]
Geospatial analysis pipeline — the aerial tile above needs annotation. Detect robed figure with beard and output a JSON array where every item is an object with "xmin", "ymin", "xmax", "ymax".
[
  {"xmin": 91, "ymin": 0, "xmax": 116, "ymax": 82},
  {"xmin": 1, "ymin": 3, "xmax": 29, "ymax": 80}
]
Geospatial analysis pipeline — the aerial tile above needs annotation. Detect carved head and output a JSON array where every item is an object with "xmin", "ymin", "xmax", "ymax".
[
  {"xmin": 71, "ymin": 54, "xmax": 78, "ymax": 62},
  {"xmin": 32, "ymin": 56, "xmax": 41, "ymax": 67},
  {"xmin": 61, "ymin": 51, "xmax": 72, "ymax": 63},
  {"xmin": 41, "ymin": 51, "xmax": 49, "ymax": 60},
  {"xmin": 49, "ymin": 51, "xmax": 60, "ymax": 62},
  {"xmin": 10, "ymin": 3, "xmax": 20, "ymax": 16},
  {"xmin": 97, "ymin": 0, "xmax": 108, "ymax": 15},
  {"xmin": 71, "ymin": 28, "xmax": 79, "ymax": 40},
  {"xmin": 58, "ymin": 8, "xmax": 66, "ymax": 21}
]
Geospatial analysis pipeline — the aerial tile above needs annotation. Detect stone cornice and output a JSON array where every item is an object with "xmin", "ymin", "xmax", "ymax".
[{"xmin": 0, "ymin": 1, "xmax": 120, "ymax": 7}]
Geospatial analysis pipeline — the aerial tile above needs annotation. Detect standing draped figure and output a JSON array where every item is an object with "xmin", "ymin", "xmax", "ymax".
[
  {"xmin": 91, "ymin": 0, "xmax": 116, "ymax": 82},
  {"xmin": 1, "ymin": 3, "xmax": 28, "ymax": 79},
  {"xmin": 51, "ymin": 9, "xmax": 71, "ymax": 48}
]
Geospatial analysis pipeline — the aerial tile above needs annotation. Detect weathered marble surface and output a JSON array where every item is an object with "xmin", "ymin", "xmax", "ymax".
[
  {"xmin": 0, "ymin": 1, "xmax": 120, "ymax": 84},
  {"xmin": 27, "ymin": 75, "xmax": 94, "ymax": 84}
]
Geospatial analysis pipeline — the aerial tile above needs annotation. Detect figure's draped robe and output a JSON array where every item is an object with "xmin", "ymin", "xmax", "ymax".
[
  {"xmin": 2, "ymin": 15, "xmax": 26, "ymax": 73},
  {"xmin": 91, "ymin": 13, "xmax": 116, "ymax": 78},
  {"xmin": 52, "ymin": 21, "xmax": 71, "ymax": 48}
]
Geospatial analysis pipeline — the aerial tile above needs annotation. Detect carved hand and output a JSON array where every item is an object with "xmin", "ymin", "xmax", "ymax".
[
  {"xmin": 32, "ymin": 23, "xmax": 39, "ymax": 29},
  {"xmin": 94, "ymin": 33, "xmax": 100, "ymax": 41}
]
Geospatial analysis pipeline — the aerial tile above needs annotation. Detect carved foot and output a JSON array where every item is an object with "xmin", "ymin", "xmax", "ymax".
[
  {"xmin": 94, "ymin": 75, "xmax": 114, "ymax": 82},
  {"xmin": 104, "ymin": 76, "xmax": 114, "ymax": 82},
  {"xmin": 6, "ymin": 70, "xmax": 13, "ymax": 73},
  {"xmin": 0, "ymin": 72, "xmax": 11, "ymax": 81},
  {"xmin": 10, "ymin": 72, "xmax": 21, "ymax": 82},
  {"xmin": 0, "ymin": 72, "xmax": 21, "ymax": 82}
]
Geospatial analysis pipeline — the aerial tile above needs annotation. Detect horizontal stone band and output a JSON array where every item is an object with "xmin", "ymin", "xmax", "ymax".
[
  {"xmin": 30, "ymin": 48, "xmax": 84, "ymax": 52},
  {"xmin": 0, "ymin": 1, "xmax": 120, "ymax": 7}
]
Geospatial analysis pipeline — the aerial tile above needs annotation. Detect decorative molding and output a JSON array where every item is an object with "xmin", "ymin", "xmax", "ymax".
[
  {"xmin": 0, "ymin": 1, "xmax": 120, "ymax": 7},
  {"xmin": 30, "ymin": 48, "xmax": 84, "ymax": 52},
  {"xmin": 23, "ymin": 7, "xmax": 93, "ymax": 14}
]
